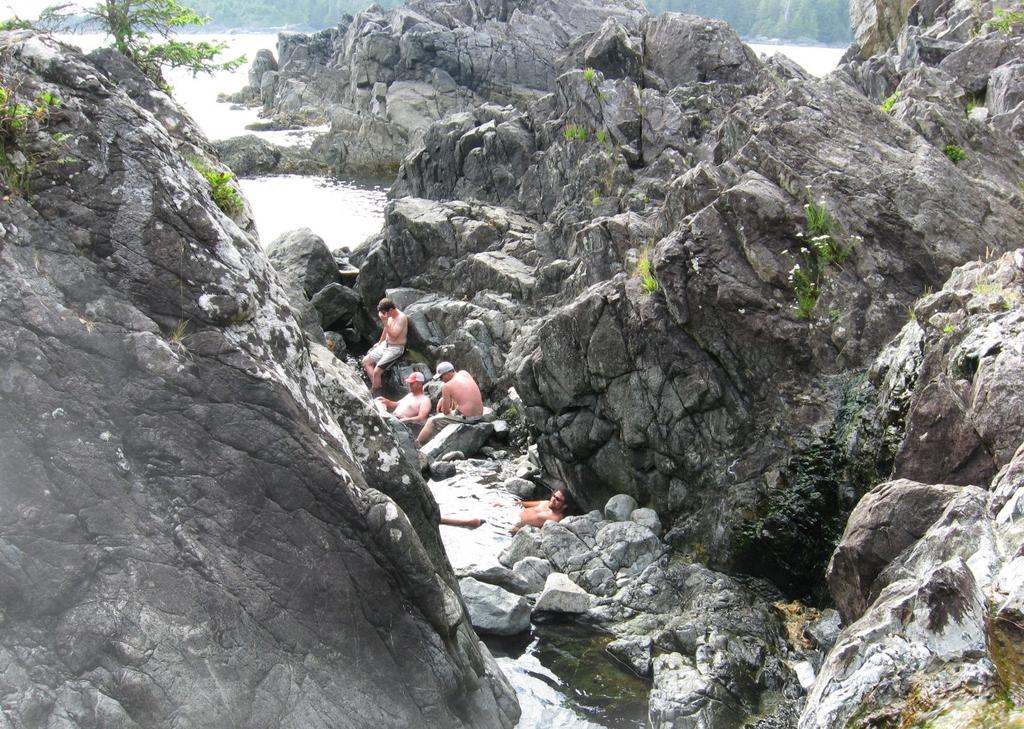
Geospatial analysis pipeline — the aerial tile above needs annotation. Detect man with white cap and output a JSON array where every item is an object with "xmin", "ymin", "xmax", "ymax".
[
  {"xmin": 416, "ymin": 361, "xmax": 484, "ymax": 445},
  {"xmin": 375, "ymin": 371, "xmax": 432, "ymax": 431}
]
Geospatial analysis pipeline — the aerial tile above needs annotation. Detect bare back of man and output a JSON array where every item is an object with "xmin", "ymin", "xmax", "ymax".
[
  {"xmin": 440, "ymin": 370, "xmax": 483, "ymax": 417},
  {"xmin": 416, "ymin": 365, "xmax": 484, "ymax": 445}
]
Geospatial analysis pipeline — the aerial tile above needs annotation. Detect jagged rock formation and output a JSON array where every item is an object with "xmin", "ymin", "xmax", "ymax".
[
  {"xmin": 0, "ymin": 31, "xmax": 518, "ymax": 729},
  {"xmin": 354, "ymin": 0, "xmax": 1024, "ymax": 584},
  {"xmin": 232, "ymin": 0, "xmax": 647, "ymax": 173},
  {"xmin": 802, "ymin": 248, "xmax": 1024, "ymax": 727}
]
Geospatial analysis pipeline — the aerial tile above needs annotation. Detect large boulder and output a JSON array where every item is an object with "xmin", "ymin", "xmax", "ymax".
[
  {"xmin": 266, "ymin": 227, "xmax": 340, "ymax": 297},
  {"xmin": 804, "ymin": 249, "xmax": 1024, "ymax": 727},
  {"xmin": 642, "ymin": 13, "xmax": 761, "ymax": 88},
  {"xmin": 458, "ymin": 578, "xmax": 531, "ymax": 635},
  {"xmin": 826, "ymin": 479, "xmax": 962, "ymax": 623},
  {"xmin": 0, "ymin": 32, "xmax": 518, "ymax": 729}
]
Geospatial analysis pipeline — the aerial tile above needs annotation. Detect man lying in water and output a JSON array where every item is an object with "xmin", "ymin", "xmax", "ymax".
[
  {"xmin": 510, "ymin": 488, "xmax": 570, "ymax": 534},
  {"xmin": 437, "ymin": 488, "xmax": 571, "ymax": 532}
]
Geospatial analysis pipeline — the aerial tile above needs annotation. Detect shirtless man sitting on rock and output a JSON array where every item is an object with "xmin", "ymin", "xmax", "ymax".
[
  {"xmin": 362, "ymin": 297, "xmax": 408, "ymax": 393},
  {"xmin": 374, "ymin": 371, "xmax": 431, "ymax": 431},
  {"xmin": 416, "ymin": 361, "xmax": 484, "ymax": 445},
  {"xmin": 511, "ymin": 488, "xmax": 570, "ymax": 534}
]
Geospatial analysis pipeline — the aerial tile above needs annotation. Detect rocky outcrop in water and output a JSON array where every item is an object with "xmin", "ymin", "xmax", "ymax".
[
  {"xmin": 0, "ymin": 31, "xmax": 517, "ymax": 729},
  {"xmin": 230, "ymin": 0, "xmax": 647, "ymax": 174},
  {"xmin": 491, "ymin": 501, "xmax": 807, "ymax": 729}
]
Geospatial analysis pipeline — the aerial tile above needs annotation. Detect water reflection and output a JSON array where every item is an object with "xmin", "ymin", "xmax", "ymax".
[{"xmin": 489, "ymin": 624, "xmax": 649, "ymax": 729}]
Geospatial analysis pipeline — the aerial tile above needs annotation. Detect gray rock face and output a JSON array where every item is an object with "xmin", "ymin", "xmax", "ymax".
[
  {"xmin": 266, "ymin": 227, "xmax": 340, "ymax": 297},
  {"xmin": 601, "ymin": 561, "xmax": 801, "ymax": 729},
  {"xmin": 214, "ymin": 134, "xmax": 326, "ymax": 176},
  {"xmin": 604, "ymin": 493, "xmax": 638, "ymax": 521},
  {"xmin": 606, "ymin": 636, "xmax": 653, "ymax": 677},
  {"xmin": 421, "ymin": 422, "xmax": 495, "ymax": 462},
  {"xmin": 827, "ymin": 478, "xmax": 962, "ymax": 623},
  {"xmin": 533, "ymin": 572, "xmax": 593, "ymax": 614},
  {"xmin": 459, "ymin": 577, "xmax": 532, "ymax": 635},
  {"xmin": 630, "ymin": 507, "xmax": 663, "ymax": 537},
  {"xmin": 243, "ymin": 0, "xmax": 647, "ymax": 174},
  {"xmin": 642, "ymin": 13, "xmax": 761, "ymax": 87},
  {"xmin": 0, "ymin": 32, "xmax": 518, "ymax": 729},
  {"xmin": 511, "ymin": 555, "xmax": 553, "ymax": 593},
  {"xmin": 849, "ymin": 0, "xmax": 920, "ymax": 58},
  {"xmin": 805, "ymin": 250, "xmax": 1024, "ymax": 727}
]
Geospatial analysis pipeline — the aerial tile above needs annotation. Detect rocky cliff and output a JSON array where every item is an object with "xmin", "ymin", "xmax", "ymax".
[
  {"xmin": 351, "ymin": 0, "xmax": 1024, "ymax": 584},
  {"xmin": 802, "ymin": 248, "xmax": 1024, "ymax": 727},
  {"xmin": 0, "ymin": 31, "xmax": 517, "ymax": 729}
]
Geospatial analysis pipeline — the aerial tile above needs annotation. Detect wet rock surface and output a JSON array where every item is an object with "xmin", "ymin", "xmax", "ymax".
[{"xmin": 0, "ymin": 32, "xmax": 518, "ymax": 729}]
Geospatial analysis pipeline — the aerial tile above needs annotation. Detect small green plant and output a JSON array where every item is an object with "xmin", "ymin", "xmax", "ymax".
[
  {"xmin": 944, "ymin": 143, "xmax": 967, "ymax": 163},
  {"xmin": 563, "ymin": 124, "xmax": 588, "ymax": 142},
  {"xmin": 880, "ymin": 90, "xmax": 900, "ymax": 113},
  {"xmin": 789, "ymin": 197, "xmax": 855, "ymax": 319},
  {"xmin": 191, "ymin": 159, "xmax": 243, "ymax": 216},
  {"xmin": 590, "ymin": 189, "xmax": 601, "ymax": 207},
  {"xmin": 987, "ymin": 2, "xmax": 1024, "ymax": 32},
  {"xmin": 582, "ymin": 67, "xmax": 596, "ymax": 83},
  {"xmin": 595, "ymin": 128, "xmax": 607, "ymax": 144},
  {"xmin": 1, "ymin": 85, "xmax": 63, "ymax": 195},
  {"xmin": 790, "ymin": 264, "xmax": 818, "ymax": 318},
  {"xmin": 966, "ymin": 94, "xmax": 984, "ymax": 114},
  {"xmin": 636, "ymin": 246, "xmax": 660, "ymax": 294},
  {"xmin": 943, "ymin": 322, "xmax": 956, "ymax": 335},
  {"xmin": 0, "ymin": 16, "xmax": 33, "ymax": 30},
  {"xmin": 168, "ymin": 318, "xmax": 189, "ymax": 348},
  {"xmin": 804, "ymin": 200, "xmax": 834, "ymax": 237}
]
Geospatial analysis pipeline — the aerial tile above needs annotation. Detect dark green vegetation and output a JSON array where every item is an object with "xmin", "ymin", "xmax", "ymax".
[
  {"xmin": 41, "ymin": 1, "xmax": 245, "ymax": 84},
  {"xmin": 736, "ymin": 374, "xmax": 896, "ymax": 603},
  {"xmin": 645, "ymin": 0, "xmax": 852, "ymax": 44},
  {"xmin": 188, "ymin": 0, "xmax": 402, "ymax": 29},
  {"xmin": 943, "ymin": 143, "xmax": 967, "ymax": 164},
  {"xmin": 988, "ymin": 1, "xmax": 1024, "ymax": 33}
]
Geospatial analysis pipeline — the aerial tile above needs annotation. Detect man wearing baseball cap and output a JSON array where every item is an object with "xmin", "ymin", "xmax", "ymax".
[
  {"xmin": 375, "ymin": 371, "xmax": 432, "ymax": 432},
  {"xmin": 416, "ymin": 361, "xmax": 484, "ymax": 445}
]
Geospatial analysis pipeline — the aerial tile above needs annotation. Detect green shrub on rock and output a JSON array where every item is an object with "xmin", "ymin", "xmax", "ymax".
[
  {"xmin": 191, "ymin": 159, "xmax": 243, "ymax": 216},
  {"xmin": 880, "ymin": 90, "xmax": 900, "ymax": 113},
  {"xmin": 944, "ymin": 144, "xmax": 967, "ymax": 164}
]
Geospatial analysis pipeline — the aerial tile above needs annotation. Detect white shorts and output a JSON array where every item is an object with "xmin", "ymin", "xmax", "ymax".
[{"xmin": 366, "ymin": 341, "xmax": 405, "ymax": 369}]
